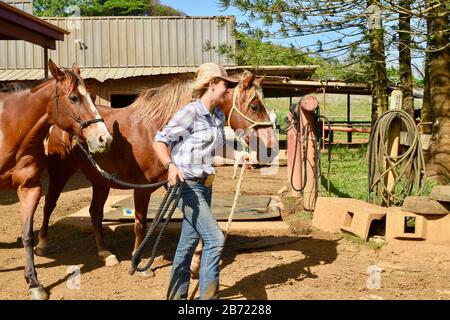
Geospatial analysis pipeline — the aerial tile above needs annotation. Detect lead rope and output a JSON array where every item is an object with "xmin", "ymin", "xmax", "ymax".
[
  {"xmin": 76, "ymin": 140, "xmax": 168, "ymax": 189},
  {"xmin": 189, "ymin": 161, "xmax": 247, "ymax": 300},
  {"xmin": 129, "ymin": 178, "xmax": 183, "ymax": 275}
]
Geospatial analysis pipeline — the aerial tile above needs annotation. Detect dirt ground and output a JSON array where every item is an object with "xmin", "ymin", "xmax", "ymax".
[{"xmin": 0, "ymin": 165, "xmax": 449, "ymax": 300}]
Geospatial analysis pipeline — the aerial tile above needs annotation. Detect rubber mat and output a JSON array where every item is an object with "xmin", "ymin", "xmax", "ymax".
[{"xmin": 103, "ymin": 194, "xmax": 281, "ymax": 221}]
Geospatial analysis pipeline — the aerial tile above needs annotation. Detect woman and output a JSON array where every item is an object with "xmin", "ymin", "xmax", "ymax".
[{"xmin": 153, "ymin": 62, "xmax": 245, "ymax": 300}]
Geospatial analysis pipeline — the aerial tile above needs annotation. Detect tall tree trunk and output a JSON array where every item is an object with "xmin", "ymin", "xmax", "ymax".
[
  {"xmin": 421, "ymin": 0, "xmax": 433, "ymax": 134},
  {"xmin": 368, "ymin": 1, "xmax": 388, "ymax": 125},
  {"xmin": 427, "ymin": 0, "xmax": 450, "ymax": 183},
  {"xmin": 399, "ymin": 0, "xmax": 414, "ymax": 118}
]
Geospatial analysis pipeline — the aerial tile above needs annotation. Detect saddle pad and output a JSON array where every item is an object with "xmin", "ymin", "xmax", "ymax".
[{"xmin": 103, "ymin": 194, "xmax": 281, "ymax": 221}]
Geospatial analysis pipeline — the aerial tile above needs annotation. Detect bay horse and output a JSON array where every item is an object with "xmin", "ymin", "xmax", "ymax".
[
  {"xmin": 36, "ymin": 71, "xmax": 278, "ymax": 277},
  {"xmin": 0, "ymin": 60, "xmax": 112, "ymax": 300}
]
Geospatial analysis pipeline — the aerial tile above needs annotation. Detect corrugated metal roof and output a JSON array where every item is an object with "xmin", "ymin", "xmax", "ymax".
[
  {"xmin": 1, "ymin": 16, "xmax": 236, "ymax": 81},
  {"xmin": 0, "ymin": 65, "xmax": 320, "ymax": 82},
  {"xmin": 0, "ymin": 66, "xmax": 201, "ymax": 82}
]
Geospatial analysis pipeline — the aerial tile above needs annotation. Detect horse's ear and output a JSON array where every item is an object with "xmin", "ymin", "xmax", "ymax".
[
  {"xmin": 71, "ymin": 63, "xmax": 81, "ymax": 75},
  {"xmin": 49, "ymin": 59, "xmax": 65, "ymax": 81},
  {"xmin": 254, "ymin": 76, "xmax": 265, "ymax": 87},
  {"xmin": 242, "ymin": 72, "xmax": 256, "ymax": 90}
]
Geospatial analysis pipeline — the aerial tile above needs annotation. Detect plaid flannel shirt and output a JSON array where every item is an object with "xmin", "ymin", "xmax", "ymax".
[{"xmin": 154, "ymin": 99, "xmax": 225, "ymax": 180}]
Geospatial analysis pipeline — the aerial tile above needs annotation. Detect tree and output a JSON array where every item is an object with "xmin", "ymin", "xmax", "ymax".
[
  {"xmin": 426, "ymin": 0, "xmax": 450, "ymax": 183},
  {"xmin": 398, "ymin": 0, "xmax": 414, "ymax": 118},
  {"xmin": 34, "ymin": 0, "xmax": 78, "ymax": 16},
  {"xmin": 367, "ymin": 1, "xmax": 388, "ymax": 123},
  {"xmin": 219, "ymin": 0, "xmax": 389, "ymax": 123},
  {"xmin": 33, "ymin": 0, "xmax": 184, "ymax": 17},
  {"xmin": 420, "ymin": 0, "xmax": 433, "ymax": 134}
]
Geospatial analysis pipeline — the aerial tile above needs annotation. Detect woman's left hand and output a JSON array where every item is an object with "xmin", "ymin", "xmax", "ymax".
[{"xmin": 243, "ymin": 154, "xmax": 253, "ymax": 170}]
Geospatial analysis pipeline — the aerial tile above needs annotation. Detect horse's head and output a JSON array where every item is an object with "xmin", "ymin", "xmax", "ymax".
[
  {"xmin": 48, "ymin": 59, "xmax": 112, "ymax": 154},
  {"xmin": 221, "ymin": 72, "xmax": 279, "ymax": 161}
]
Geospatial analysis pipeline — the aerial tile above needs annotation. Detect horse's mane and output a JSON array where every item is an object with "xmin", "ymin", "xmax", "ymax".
[
  {"xmin": 129, "ymin": 71, "xmax": 267, "ymax": 131},
  {"xmin": 0, "ymin": 70, "xmax": 81, "ymax": 94},
  {"xmin": 0, "ymin": 79, "xmax": 49, "ymax": 94},
  {"xmin": 130, "ymin": 74, "xmax": 195, "ymax": 130}
]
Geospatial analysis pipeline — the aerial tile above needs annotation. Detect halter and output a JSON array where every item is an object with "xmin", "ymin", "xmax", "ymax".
[
  {"xmin": 227, "ymin": 82, "xmax": 274, "ymax": 130},
  {"xmin": 54, "ymin": 80, "xmax": 105, "ymax": 141}
]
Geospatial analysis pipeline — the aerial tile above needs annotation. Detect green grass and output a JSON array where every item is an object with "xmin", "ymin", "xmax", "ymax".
[
  {"xmin": 342, "ymin": 231, "xmax": 385, "ymax": 250},
  {"xmin": 319, "ymin": 145, "xmax": 369, "ymax": 201},
  {"xmin": 266, "ymin": 94, "xmax": 372, "ymax": 128}
]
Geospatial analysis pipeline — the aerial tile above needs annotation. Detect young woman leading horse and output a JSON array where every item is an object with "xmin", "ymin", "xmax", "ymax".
[
  {"xmin": 36, "ymin": 66, "xmax": 278, "ymax": 283},
  {"xmin": 0, "ymin": 60, "xmax": 112, "ymax": 300}
]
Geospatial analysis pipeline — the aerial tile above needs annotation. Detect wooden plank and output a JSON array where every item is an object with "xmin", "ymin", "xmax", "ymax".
[
  {"xmin": 402, "ymin": 196, "xmax": 450, "ymax": 215},
  {"xmin": 430, "ymin": 186, "xmax": 450, "ymax": 202}
]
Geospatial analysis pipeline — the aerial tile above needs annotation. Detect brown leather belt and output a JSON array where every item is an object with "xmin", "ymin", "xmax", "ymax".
[{"xmin": 190, "ymin": 174, "xmax": 215, "ymax": 187}]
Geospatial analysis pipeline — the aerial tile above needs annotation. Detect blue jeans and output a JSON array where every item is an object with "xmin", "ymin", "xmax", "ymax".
[{"xmin": 167, "ymin": 180, "xmax": 225, "ymax": 300}]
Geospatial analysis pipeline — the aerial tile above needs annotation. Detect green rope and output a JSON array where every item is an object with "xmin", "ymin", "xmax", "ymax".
[{"xmin": 368, "ymin": 109, "xmax": 427, "ymax": 207}]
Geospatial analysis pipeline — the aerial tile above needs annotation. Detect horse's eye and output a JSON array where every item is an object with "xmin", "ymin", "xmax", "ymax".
[
  {"xmin": 249, "ymin": 103, "xmax": 259, "ymax": 112},
  {"xmin": 69, "ymin": 95, "xmax": 79, "ymax": 103}
]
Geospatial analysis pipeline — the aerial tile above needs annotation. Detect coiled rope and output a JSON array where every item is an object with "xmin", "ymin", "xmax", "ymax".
[{"xmin": 367, "ymin": 109, "xmax": 426, "ymax": 206}]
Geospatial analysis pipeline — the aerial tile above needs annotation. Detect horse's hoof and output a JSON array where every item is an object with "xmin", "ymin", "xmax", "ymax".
[
  {"xmin": 98, "ymin": 251, "xmax": 120, "ymax": 267},
  {"xmin": 28, "ymin": 287, "xmax": 48, "ymax": 300},
  {"xmin": 104, "ymin": 255, "xmax": 120, "ymax": 267},
  {"xmin": 137, "ymin": 269, "xmax": 155, "ymax": 278},
  {"xmin": 34, "ymin": 246, "xmax": 48, "ymax": 257}
]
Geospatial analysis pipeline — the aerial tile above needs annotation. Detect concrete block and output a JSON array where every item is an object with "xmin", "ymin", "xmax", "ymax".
[
  {"xmin": 386, "ymin": 207, "xmax": 450, "ymax": 243},
  {"xmin": 312, "ymin": 197, "xmax": 387, "ymax": 239},
  {"xmin": 340, "ymin": 211, "xmax": 386, "ymax": 241}
]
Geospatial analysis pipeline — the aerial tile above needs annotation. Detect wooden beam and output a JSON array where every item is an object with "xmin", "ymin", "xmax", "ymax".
[
  {"xmin": 347, "ymin": 93, "xmax": 352, "ymax": 143},
  {"xmin": 0, "ymin": 19, "xmax": 56, "ymax": 49},
  {"xmin": 44, "ymin": 48, "xmax": 48, "ymax": 79},
  {"xmin": 0, "ymin": 2, "xmax": 67, "ymax": 40}
]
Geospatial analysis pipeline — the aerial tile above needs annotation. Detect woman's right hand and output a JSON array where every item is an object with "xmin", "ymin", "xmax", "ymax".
[{"xmin": 168, "ymin": 164, "xmax": 184, "ymax": 186}]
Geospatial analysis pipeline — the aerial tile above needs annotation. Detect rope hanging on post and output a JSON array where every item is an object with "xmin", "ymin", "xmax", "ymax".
[{"xmin": 368, "ymin": 109, "xmax": 427, "ymax": 207}]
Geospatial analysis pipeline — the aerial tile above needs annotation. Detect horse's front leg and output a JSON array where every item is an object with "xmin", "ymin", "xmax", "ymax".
[
  {"xmin": 132, "ymin": 188, "xmax": 153, "ymax": 278},
  {"xmin": 17, "ymin": 183, "xmax": 48, "ymax": 300},
  {"xmin": 36, "ymin": 155, "xmax": 77, "ymax": 256},
  {"xmin": 89, "ymin": 184, "xmax": 119, "ymax": 266}
]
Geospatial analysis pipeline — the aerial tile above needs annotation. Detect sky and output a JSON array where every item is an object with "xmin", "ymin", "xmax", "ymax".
[
  {"xmin": 159, "ymin": 0, "xmax": 324, "ymax": 51},
  {"xmin": 159, "ymin": 0, "xmax": 242, "ymax": 18},
  {"xmin": 159, "ymin": 0, "xmax": 424, "ymax": 76}
]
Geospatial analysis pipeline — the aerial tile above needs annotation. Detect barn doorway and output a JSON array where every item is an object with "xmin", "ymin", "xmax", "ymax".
[{"xmin": 110, "ymin": 94, "xmax": 138, "ymax": 108}]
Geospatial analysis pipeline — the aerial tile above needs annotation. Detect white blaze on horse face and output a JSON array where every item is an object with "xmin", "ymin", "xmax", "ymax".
[
  {"xmin": 78, "ymin": 85, "xmax": 102, "ymax": 120},
  {"xmin": 77, "ymin": 84, "xmax": 112, "ymax": 153}
]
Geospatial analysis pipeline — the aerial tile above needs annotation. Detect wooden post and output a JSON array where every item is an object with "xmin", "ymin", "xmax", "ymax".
[
  {"xmin": 347, "ymin": 93, "xmax": 352, "ymax": 143},
  {"xmin": 384, "ymin": 90, "xmax": 402, "ymax": 206},
  {"xmin": 321, "ymin": 87, "xmax": 326, "ymax": 150},
  {"xmin": 44, "ymin": 48, "xmax": 48, "ymax": 78}
]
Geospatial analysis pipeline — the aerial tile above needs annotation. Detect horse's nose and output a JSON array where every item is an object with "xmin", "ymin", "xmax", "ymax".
[{"xmin": 98, "ymin": 133, "xmax": 112, "ymax": 148}]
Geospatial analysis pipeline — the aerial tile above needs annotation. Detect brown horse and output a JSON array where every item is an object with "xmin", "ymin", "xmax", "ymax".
[
  {"xmin": 0, "ymin": 60, "xmax": 112, "ymax": 300},
  {"xmin": 36, "ymin": 71, "xmax": 278, "ymax": 276}
]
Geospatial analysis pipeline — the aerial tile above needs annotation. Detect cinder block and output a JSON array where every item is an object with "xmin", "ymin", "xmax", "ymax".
[
  {"xmin": 340, "ymin": 211, "xmax": 386, "ymax": 241},
  {"xmin": 386, "ymin": 207, "xmax": 450, "ymax": 243},
  {"xmin": 312, "ymin": 197, "xmax": 386, "ymax": 239}
]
